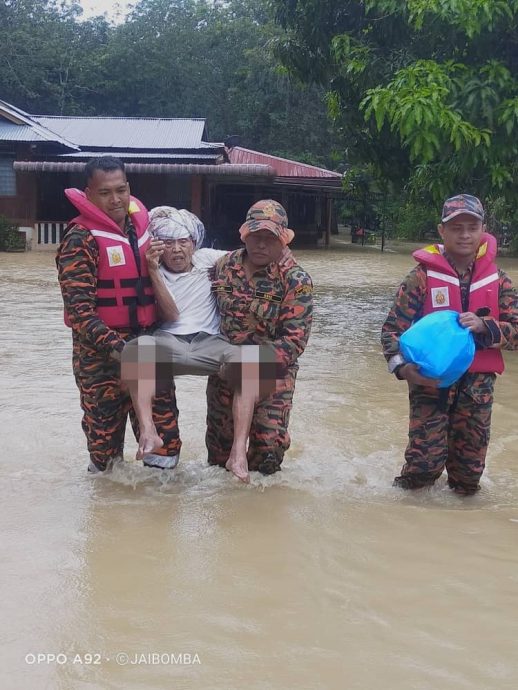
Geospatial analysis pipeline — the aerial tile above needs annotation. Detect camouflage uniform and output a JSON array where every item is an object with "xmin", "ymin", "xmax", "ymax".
[
  {"xmin": 206, "ymin": 248, "xmax": 313, "ymax": 474},
  {"xmin": 57, "ymin": 222, "xmax": 180, "ymax": 470},
  {"xmin": 382, "ymin": 261, "xmax": 518, "ymax": 493}
]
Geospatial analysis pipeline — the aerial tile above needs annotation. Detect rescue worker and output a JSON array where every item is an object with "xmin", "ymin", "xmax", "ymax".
[
  {"xmin": 206, "ymin": 200, "xmax": 313, "ymax": 475},
  {"xmin": 56, "ymin": 156, "xmax": 180, "ymax": 472},
  {"xmin": 382, "ymin": 194, "xmax": 518, "ymax": 495}
]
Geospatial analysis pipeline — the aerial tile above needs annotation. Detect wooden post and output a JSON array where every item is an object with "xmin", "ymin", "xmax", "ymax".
[{"xmin": 325, "ymin": 197, "xmax": 332, "ymax": 247}]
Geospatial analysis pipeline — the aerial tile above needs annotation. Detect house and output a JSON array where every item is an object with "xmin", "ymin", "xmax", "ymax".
[{"xmin": 0, "ymin": 98, "xmax": 343, "ymax": 250}]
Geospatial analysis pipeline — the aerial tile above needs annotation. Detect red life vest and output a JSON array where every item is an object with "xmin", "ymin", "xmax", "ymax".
[
  {"xmin": 63, "ymin": 188, "xmax": 156, "ymax": 330},
  {"xmin": 413, "ymin": 232, "xmax": 504, "ymax": 374}
]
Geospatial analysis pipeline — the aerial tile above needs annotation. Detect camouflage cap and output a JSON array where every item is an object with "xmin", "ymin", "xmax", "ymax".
[
  {"xmin": 239, "ymin": 199, "xmax": 295, "ymax": 245},
  {"xmin": 441, "ymin": 194, "xmax": 484, "ymax": 223}
]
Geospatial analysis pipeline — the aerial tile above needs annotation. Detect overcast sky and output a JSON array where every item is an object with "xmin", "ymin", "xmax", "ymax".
[{"xmin": 77, "ymin": 0, "xmax": 134, "ymax": 22}]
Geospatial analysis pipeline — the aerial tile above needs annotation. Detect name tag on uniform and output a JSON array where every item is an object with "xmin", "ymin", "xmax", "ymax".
[
  {"xmin": 431, "ymin": 286, "xmax": 449, "ymax": 308},
  {"xmin": 107, "ymin": 245, "xmax": 126, "ymax": 267},
  {"xmin": 211, "ymin": 285, "xmax": 232, "ymax": 293},
  {"xmin": 254, "ymin": 290, "xmax": 282, "ymax": 303}
]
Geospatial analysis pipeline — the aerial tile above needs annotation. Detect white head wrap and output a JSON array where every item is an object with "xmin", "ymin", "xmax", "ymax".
[{"xmin": 147, "ymin": 206, "xmax": 205, "ymax": 249}]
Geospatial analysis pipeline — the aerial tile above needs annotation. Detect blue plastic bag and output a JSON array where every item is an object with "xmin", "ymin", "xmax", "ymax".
[{"xmin": 399, "ymin": 310, "xmax": 475, "ymax": 387}]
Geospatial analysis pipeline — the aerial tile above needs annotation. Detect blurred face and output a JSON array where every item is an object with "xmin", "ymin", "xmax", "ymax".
[
  {"xmin": 438, "ymin": 214, "xmax": 484, "ymax": 259},
  {"xmin": 161, "ymin": 237, "xmax": 195, "ymax": 273},
  {"xmin": 244, "ymin": 229, "xmax": 283, "ymax": 268},
  {"xmin": 85, "ymin": 169, "xmax": 130, "ymax": 229}
]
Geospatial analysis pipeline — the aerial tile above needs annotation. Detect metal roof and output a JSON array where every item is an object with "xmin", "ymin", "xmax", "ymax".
[
  {"xmin": 0, "ymin": 121, "xmax": 48, "ymax": 142},
  {"xmin": 0, "ymin": 99, "xmax": 79, "ymax": 150},
  {"xmin": 228, "ymin": 146, "xmax": 342, "ymax": 179},
  {"xmin": 57, "ymin": 150, "xmax": 221, "ymax": 161},
  {"xmin": 14, "ymin": 161, "xmax": 275, "ymax": 177},
  {"xmin": 33, "ymin": 116, "xmax": 215, "ymax": 150}
]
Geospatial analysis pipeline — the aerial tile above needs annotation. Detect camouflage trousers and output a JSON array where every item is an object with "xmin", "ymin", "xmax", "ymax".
[
  {"xmin": 72, "ymin": 333, "xmax": 180, "ymax": 469},
  {"xmin": 205, "ymin": 367, "xmax": 298, "ymax": 474},
  {"xmin": 395, "ymin": 372, "xmax": 496, "ymax": 494}
]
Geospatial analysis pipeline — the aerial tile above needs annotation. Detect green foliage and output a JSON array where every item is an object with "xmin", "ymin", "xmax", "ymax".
[
  {"xmin": 406, "ymin": 0, "xmax": 514, "ymax": 36},
  {"xmin": 270, "ymin": 0, "xmax": 518, "ymax": 207},
  {"xmin": 0, "ymin": 216, "xmax": 25, "ymax": 252},
  {"xmin": 361, "ymin": 60, "xmax": 492, "ymax": 162},
  {"xmin": 387, "ymin": 201, "xmax": 438, "ymax": 241},
  {"xmin": 0, "ymin": 0, "xmax": 110, "ymax": 113},
  {"xmin": 484, "ymin": 195, "xmax": 518, "ymax": 254},
  {"xmin": 0, "ymin": 0, "xmax": 338, "ymax": 167}
]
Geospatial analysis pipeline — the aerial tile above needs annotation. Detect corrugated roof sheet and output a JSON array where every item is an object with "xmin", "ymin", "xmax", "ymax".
[
  {"xmin": 57, "ymin": 150, "xmax": 221, "ymax": 161},
  {"xmin": 0, "ymin": 121, "xmax": 48, "ymax": 142},
  {"xmin": 34, "ymin": 116, "xmax": 214, "ymax": 150},
  {"xmin": 14, "ymin": 161, "xmax": 275, "ymax": 177},
  {"xmin": 0, "ymin": 99, "xmax": 79, "ymax": 150},
  {"xmin": 228, "ymin": 146, "xmax": 342, "ymax": 178}
]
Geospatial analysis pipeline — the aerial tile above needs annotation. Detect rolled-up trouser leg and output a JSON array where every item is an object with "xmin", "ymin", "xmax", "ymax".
[
  {"xmin": 446, "ymin": 374, "xmax": 494, "ymax": 494},
  {"xmin": 395, "ymin": 384, "xmax": 450, "ymax": 489}
]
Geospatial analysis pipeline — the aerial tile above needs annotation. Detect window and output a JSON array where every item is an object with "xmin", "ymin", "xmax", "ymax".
[{"xmin": 0, "ymin": 157, "xmax": 16, "ymax": 196}]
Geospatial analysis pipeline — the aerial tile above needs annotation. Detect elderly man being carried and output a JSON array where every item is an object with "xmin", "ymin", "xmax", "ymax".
[{"xmin": 121, "ymin": 206, "xmax": 275, "ymax": 483}]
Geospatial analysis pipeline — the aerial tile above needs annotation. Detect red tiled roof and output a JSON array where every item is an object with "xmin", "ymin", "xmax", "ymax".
[{"xmin": 228, "ymin": 147, "xmax": 342, "ymax": 179}]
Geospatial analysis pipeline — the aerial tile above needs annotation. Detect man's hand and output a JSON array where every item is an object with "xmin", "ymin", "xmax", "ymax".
[
  {"xmin": 146, "ymin": 239, "xmax": 165, "ymax": 271},
  {"xmin": 399, "ymin": 363, "xmax": 439, "ymax": 387},
  {"xmin": 459, "ymin": 311, "xmax": 486, "ymax": 333}
]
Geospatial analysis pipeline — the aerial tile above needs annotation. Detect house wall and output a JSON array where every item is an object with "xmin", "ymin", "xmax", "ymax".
[{"xmin": 0, "ymin": 146, "xmax": 37, "ymax": 227}]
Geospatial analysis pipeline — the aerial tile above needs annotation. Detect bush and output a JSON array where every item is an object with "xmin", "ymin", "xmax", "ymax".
[
  {"xmin": 390, "ymin": 201, "xmax": 437, "ymax": 241},
  {"xmin": 0, "ymin": 215, "xmax": 25, "ymax": 251}
]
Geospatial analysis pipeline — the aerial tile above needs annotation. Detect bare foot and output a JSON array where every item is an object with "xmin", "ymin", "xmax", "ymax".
[
  {"xmin": 137, "ymin": 427, "xmax": 164, "ymax": 460},
  {"xmin": 225, "ymin": 451, "xmax": 250, "ymax": 484}
]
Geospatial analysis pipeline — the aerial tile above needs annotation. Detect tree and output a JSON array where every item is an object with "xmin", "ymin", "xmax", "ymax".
[
  {"xmin": 98, "ymin": 0, "xmax": 337, "ymax": 163},
  {"xmin": 0, "ymin": 0, "xmax": 339, "ymax": 167},
  {"xmin": 270, "ymin": 0, "xmax": 518, "ymax": 205},
  {"xmin": 0, "ymin": 0, "xmax": 111, "ymax": 114}
]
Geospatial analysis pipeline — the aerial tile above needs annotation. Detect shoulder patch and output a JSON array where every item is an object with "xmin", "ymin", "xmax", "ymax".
[{"xmin": 294, "ymin": 284, "xmax": 313, "ymax": 297}]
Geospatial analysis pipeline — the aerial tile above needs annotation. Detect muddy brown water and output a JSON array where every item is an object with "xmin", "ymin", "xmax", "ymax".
[{"xmin": 1, "ymin": 245, "xmax": 518, "ymax": 690}]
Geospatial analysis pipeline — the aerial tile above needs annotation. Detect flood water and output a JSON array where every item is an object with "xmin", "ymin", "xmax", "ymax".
[{"xmin": 1, "ymin": 243, "xmax": 518, "ymax": 690}]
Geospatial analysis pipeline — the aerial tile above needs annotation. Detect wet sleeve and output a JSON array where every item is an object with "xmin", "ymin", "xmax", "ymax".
[
  {"xmin": 381, "ymin": 266, "xmax": 427, "ymax": 361},
  {"xmin": 476, "ymin": 270, "xmax": 518, "ymax": 350},
  {"xmin": 272, "ymin": 268, "xmax": 313, "ymax": 368},
  {"xmin": 56, "ymin": 228, "xmax": 126, "ymax": 355}
]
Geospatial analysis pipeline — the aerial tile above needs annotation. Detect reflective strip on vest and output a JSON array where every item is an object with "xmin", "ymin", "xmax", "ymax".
[
  {"xmin": 138, "ymin": 230, "xmax": 150, "ymax": 248},
  {"xmin": 90, "ymin": 229, "xmax": 131, "ymax": 245},
  {"xmin": 470, "ymin": 272, "xmax": 499, "ymax": 293},
  {"xmin": 427, "ymin": 270, "xmax": 460, "ymax": 286}
]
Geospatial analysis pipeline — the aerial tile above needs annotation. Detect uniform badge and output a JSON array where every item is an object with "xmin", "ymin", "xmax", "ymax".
[
  {"xmin": 254, "ymin": 290, "xmax": 282, "ymax": 303},
  {"xmin": 431, "ymin": 286, "xmax": 449, "ymax": 308},
  {"xmin": 294, "ymin": 284, "xmax": 312, "ymax": 297},
  {"xmin": 107, "ymin": 245, "xmax": 126, "ymax": 267}
]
